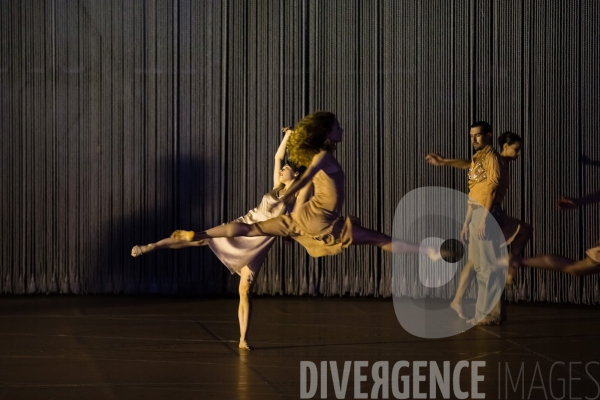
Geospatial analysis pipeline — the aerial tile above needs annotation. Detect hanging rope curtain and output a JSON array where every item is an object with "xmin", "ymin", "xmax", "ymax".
[{"xmin": 1, "ymin": 0, "xmax": 599, "ymax": 303}]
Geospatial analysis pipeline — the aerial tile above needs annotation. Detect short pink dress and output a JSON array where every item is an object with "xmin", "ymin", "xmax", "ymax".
[{"xmin": 207, "ymin": 186, "xmax": 292, "ymax": 276}]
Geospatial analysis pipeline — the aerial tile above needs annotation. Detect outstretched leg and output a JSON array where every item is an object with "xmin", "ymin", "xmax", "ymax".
[
  {"xmin": 131, "ymin": 237, "xmax": 207, "ymax": 257},
  {"xmin": 450, "ymin": 259, "xmax": 475, "ymax": 319},
  {"xmin": 350, "ymin": 225, "xmax": 445, "ymax": 260},
  {"xmin": 522, "ymin": 255, "xmax": 600, "ymax": 276},
  {"xmin": 238, "ymin": 266, "xmax": 256, "ymax": 350},
  {"xmin": 172, "ymin": 221, "xmax": 269, "ymax": 242}
]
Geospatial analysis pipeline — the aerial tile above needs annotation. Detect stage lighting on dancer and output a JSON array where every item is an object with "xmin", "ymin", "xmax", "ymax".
[{"xmin": 391, "ymin": 186, "xmax": 508, "ymax": 339}]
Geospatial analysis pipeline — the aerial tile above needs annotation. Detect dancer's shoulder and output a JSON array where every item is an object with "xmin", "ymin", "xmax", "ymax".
[{"xmin": 319, "ymin": 155, "xmax": 342, "ymax": 174}]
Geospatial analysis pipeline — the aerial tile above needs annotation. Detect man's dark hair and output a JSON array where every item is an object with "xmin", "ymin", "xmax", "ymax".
[{"xmin": 469, "ymin": 121, "xmax": 492, "ymax": 135}]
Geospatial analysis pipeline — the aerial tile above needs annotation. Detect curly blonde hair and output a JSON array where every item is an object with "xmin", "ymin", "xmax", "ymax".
[{"xmin": 287, "ymin": 111, "xmax": 337, "ymax": 168}]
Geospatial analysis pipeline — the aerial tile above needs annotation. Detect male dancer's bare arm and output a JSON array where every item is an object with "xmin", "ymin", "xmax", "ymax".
[
  {"xmin": 461, "ymin": 206, "xmax": 473, "ymax": 243},
  {"xmin": 425, "ymin": 153, "xmax": 470, "ymax": 169}
]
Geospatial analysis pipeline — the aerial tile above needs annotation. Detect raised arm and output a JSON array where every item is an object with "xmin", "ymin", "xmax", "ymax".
[
  {"xmin": 272, "ymin": 128, "xmax": 293, "ymax": 188},
  {"xmin": 425, "ymin": 153, "xmax": 471, "ymax": 169}
]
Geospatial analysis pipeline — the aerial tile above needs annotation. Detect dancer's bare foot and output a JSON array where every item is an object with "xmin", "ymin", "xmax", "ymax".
[
  {"xmin": 467, "ymin": 317, "xmax": 501, "ymax": 326},
  {"xmin": 171, "ymin": 230, "xmax": 195, "ymax": 241},
  {"xmin": 506, "ymin": 254, "xmax": 522, "ymax": 285},
  {"xmin": 450, "ymin": 301, "xmax": 466, "ymax": 319},
  {"xmin": 427, "ymin": 247, "xmax": 454, "ymax": 262},
  {"xmin": 131, "ymin": 244, "xmax": 154, "ymax": 257},
  {"xmin": 477, "ymin": 317, "xmax": 501, "ymax": 326},
  {"xmin": 427, "ymin": 248, "xmax": 442, "ymax": 261},
  {"xmin": 239, "ymin": 340, "xmax": 253, "ymax": 350}
]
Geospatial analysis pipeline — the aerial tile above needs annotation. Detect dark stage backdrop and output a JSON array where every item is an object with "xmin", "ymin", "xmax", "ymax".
[{"xmin": 1, "ymin": 0, "xmax": 599, "ymax": 303}]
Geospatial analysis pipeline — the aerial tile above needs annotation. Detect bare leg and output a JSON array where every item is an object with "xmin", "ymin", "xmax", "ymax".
[
  {"xmin": 350, "ymin": 225, "xmax": 446, "ymax": 260},
  {"xmin": 176, "ymin": 222, "xmax": 430, "ymax": 254},
  {"xmin": 131, "ymin": 237, "xmax": 207, "ymax": 257},
  {"xmin": 522, "ymin": 255, "xmax": 600, "ymax": 276},
  {"xmin": 174, "ymin": 221, "xmax": 445, "ymax": 259},
  {"xmin": 450, "ymin": 259, "xmax": 475, "ymax": 319},
  {"xmin": 508, "ymin": 222, "xmax": 532, "ymax": 256},
  {"xmin": 506, "ymin": 222, "xmax": 533, "ymax": 284},
  {"xmin": 172, "ymin": 222, "xmax": 264, "ymax": 241},
  {"xmin": 238, "ymin": 266, "xmax": 256, "ymax": 350}
]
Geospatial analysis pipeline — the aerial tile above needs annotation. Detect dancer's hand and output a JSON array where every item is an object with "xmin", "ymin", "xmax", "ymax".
[
  {"xmin": 557, "ymin": 196, "xmax": 578, "ymax": 210},
  {"xmin": 460, "ymin": 224, "xmax": 470, "ymax": 243},
  {"xmin": 477, "ymin": 219, "xmax": 487, "ymax": 240},
  {"xmin": 425, "ymin": 153, "xmax": 445, "ymax": 166},
  {"xmin": 281, "ymin": 126, "xmax": 293, "ymax": 135}
]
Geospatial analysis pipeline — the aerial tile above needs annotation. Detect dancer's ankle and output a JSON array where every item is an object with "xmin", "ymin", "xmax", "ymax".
[
  {"xmin": 239, "ymin": 339, "xmax": 252, "ymax": 350},
  {"xmin": 449, "ymin": 301, "xmax": 466, "ymax": 319}
]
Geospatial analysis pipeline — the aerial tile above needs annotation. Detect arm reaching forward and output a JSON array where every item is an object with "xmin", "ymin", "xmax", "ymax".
[{"xmin": 426, "ymin": 153, "xmax": 471, "ymax": 169}]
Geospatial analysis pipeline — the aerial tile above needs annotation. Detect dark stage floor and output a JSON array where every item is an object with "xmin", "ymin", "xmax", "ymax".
[{"xmin": 1, "ymin": 295, "xmax": 599, "ymax": 400}]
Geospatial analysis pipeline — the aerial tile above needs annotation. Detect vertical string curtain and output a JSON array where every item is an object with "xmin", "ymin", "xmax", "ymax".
[{"xmin": 1, "ymin": 0, "xmax": 599, "ymax": 303}]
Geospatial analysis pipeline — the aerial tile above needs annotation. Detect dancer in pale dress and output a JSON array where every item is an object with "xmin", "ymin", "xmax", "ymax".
[
  {"xmin": 522, "ymin": 190, "xmax": 600, "ymax": 275},
  {"xmin": 131, "ymin": 129, "xmax": 306, "ymax": 350},
  {"xmin": 426, "ymin": 132, "xmax": 533, "ymax": 320},
  {"xmin": 170, "ymin": 111, "xmax": 444, "ymax": 261}
]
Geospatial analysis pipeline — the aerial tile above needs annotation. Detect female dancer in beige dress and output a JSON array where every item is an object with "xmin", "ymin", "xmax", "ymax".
[
  {"xmin": 522, "ymin": 191, "xmax": 600, "ymax": 275},
  {"xmin": 132, "ymin": 129, "xmax": 305, "ymax": 350},
  {"xmin": 169, "ymin": 111, "xmax": 443, "ymax": 261},
  {"xmin": 426, "ymin": 132, "xmax": 533, "ymax": 320}
]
